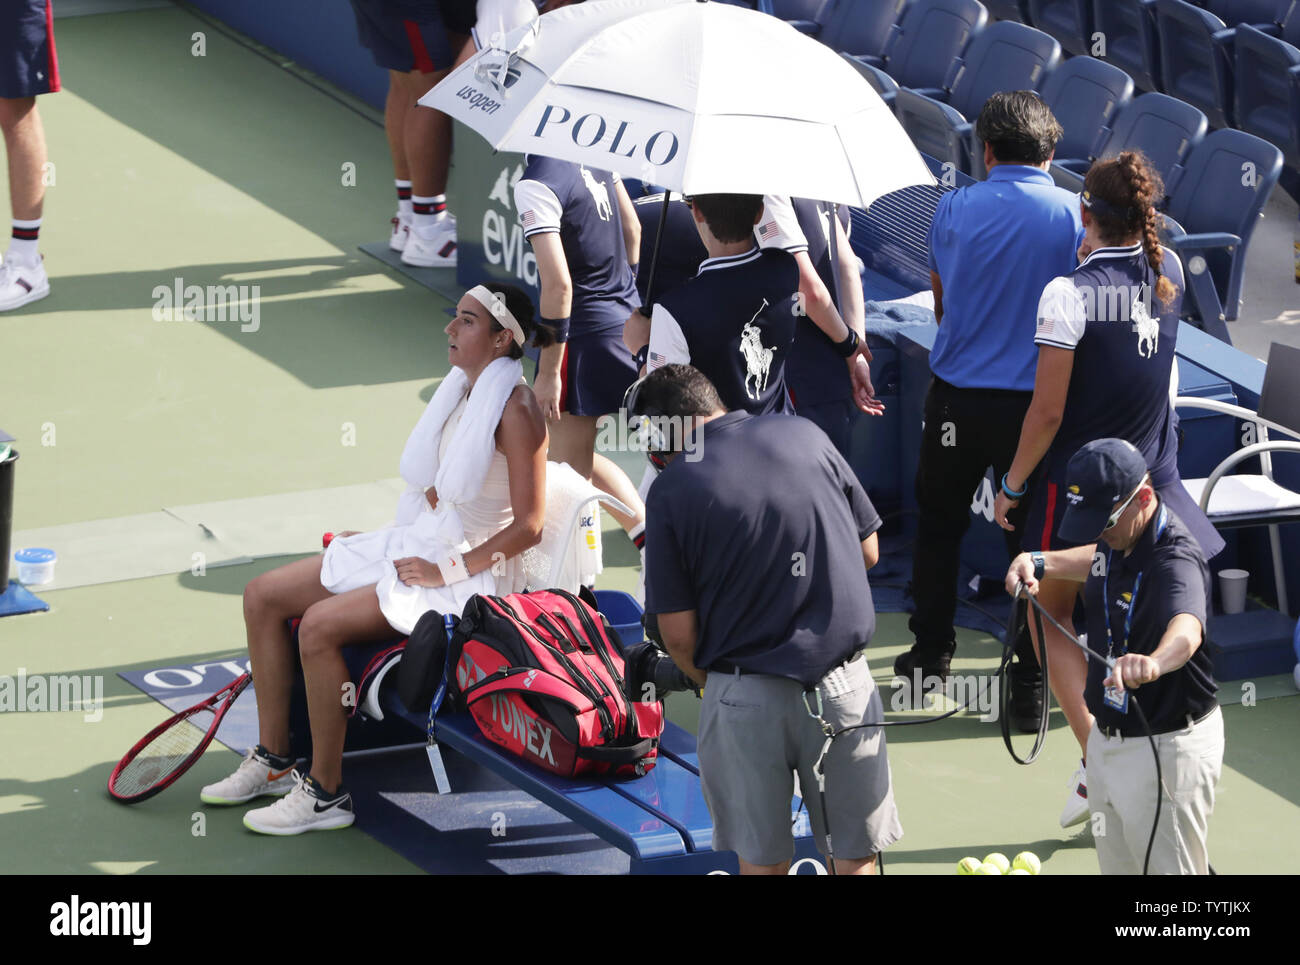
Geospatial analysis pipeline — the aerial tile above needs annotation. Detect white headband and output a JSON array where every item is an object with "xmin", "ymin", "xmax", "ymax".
[{"xmin": 466, "ymin": 285, "xmax": 525, "ymax": 347}]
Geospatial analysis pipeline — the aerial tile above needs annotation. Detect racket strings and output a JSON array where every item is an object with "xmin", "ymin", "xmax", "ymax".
[{"xmin": 110, "ymin": 707, "xmax": 216, "ymax": 796}]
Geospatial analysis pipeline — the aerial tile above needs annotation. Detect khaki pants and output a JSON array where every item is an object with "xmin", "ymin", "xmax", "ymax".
[{"xmin": 1086, "ymin": 706, "xmax": 1224, "ymax": 875}]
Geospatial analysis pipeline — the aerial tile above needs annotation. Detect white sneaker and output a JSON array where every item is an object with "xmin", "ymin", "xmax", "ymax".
[
  {"xmin": 243, "ymin": 770, "xmax": 355, "ymax": 835},
  {"xmin": 389, "ymin": 212, "xmax": 411, "ymax": 252},
  {"xmin": 200, "ymin": 746, "xmax": 298, "ymax": 805},
  {"xmin": 0, "ymin": 256, "xmax": 50, "ymax": 311},
  {"xmin": 1060, "ymin": 759, "xmax": 1089, "ymax": 828},
  {"xmin": 401, "ymin": 214, "xmax": 457, "ymax": 267}
]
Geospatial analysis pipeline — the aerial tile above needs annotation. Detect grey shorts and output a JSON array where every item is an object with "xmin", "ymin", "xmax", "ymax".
[{"xmin": 698, "ymin": 654, "xmax": 903, "ymax": 866}]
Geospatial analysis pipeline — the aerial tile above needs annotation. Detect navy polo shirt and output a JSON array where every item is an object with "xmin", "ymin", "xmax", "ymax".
[
  {"xmin": 514, "ymin": 156, "xmax": 639, "ymax": 338},
  {"xmin": 1035, "ymin": 243, "xmax": 1185, "ymax": 485},
  {"xmin": 633, "ymin": 193, "xmax": 706, "ymax": 304},
  {"xmin": 1082, "ymin": 504, "xmax": 1217, "ymax": 735},
  {"xmin": 927, "ymin": 165, "xmax": 1083, "ymax": 392},
  {"xmin": 644, "ymin": 411, "xmax": 882, "ymax": 686},
  {"xmin": 647, "ymin": 247, "xmax": 799, "ymax": 416}
]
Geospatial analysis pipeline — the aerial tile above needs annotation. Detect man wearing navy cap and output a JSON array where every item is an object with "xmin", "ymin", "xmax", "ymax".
[
  {"xmin": 638, "ymin": 364, "xmax": 902, "ymax": 875},
  {"xmin": 1005, "ymin": 439, "xmax": 1222, "ymax": 874}
]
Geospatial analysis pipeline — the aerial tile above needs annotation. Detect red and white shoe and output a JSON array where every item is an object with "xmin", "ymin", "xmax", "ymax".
[
  {"xmin": 389, "ymin": 211, "xmax": 411, "ymax": 252},
  {"xmin": 401, "ymin": 214, "xmax": 457, "ymax": 268},
  {"xmin": 0, "ymin": 255, "xmax": 50, "ymax": 312}
]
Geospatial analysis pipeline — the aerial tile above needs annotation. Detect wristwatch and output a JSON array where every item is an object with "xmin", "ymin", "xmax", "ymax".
[{"xmin": 1031, "ymin": 552, "xmax": 1046, "ymax": 581}]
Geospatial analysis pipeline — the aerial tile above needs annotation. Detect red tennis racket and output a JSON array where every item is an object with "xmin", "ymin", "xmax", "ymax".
[{"xmin": 108, "ymin": 672, "xmax": 251, "ymax": 804}]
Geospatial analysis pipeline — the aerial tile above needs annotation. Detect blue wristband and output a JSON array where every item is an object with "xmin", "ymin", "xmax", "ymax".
[
  {"xmin": 1001, "ymin": 473, "xmax": 1028, "ymax": 500},
  {"xmin": 540, "ymin": 315, "xmax": 570, "ymax": 344}
]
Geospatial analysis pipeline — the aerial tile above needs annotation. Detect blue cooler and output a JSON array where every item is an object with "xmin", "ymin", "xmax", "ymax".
[{"xmin": 593, "ymin": 589, "xmax": 644, "ymax": 650}]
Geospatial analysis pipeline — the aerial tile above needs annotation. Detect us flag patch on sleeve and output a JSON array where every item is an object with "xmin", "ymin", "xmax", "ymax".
[
  {"xmin": 521, "ymin": 209, "xmax": 536, "ymax": 228},
  {"xmin": 758, "ymin": 221, "xmax": 779, "ymax": 240},
  {"xmin": 1038, "ymin": 316, "xmax": 1055, "ymax": 333}
]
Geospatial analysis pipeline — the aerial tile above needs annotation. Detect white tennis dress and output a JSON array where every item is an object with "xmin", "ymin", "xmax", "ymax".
[{"xmin": 320, "ymin": 362, "xmax": 528, "ymax": 634}]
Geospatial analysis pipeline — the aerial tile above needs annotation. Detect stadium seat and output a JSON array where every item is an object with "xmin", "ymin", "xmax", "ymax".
[
  {"xmin": 1162, "ymin": 128, "xmax": 1283, "ymax": 332},
  {"xmin": 1204, "ymin": 0, "xmax": 1289, "ymax": 25},
  {"xmin": 843, "ymin": 0, "xmax": 988, "ymax": 108},
  {"xmin": 1040, "ymin": 57, "xmax": 1135, "ymax": 179},
  {"xmin": 1284, "ymin": 0, "xmax": 1300, "ymax": 44},
  {"xmin": 1026, "ymin": 0, "xmax": 1095, "ymax": 55},
  {"xmin": 768, "ymin": 0, "xmax": 834, "ymax": 34},
  {"xmin": 821, "ymin": 0, "xmax": 910, "ymax": 58},
  {"xmin": 984, "ymin": 0, "xmax": 1029, "ymax": 20},
  {"xmin": 1156, "ymin": 0, "xmax": 1238, "ymax": 127},
  {"xmin": 1233, "ymin": 24, "xmax": 1300, "ymax": 172},
  {"xmin": 1050, "ymin": 92, "xmax": 1207, "ymax": 197},
  {"xmin": 1091, "ymin": 0, "xmax": 1162, "ymax": 91},
  {"xmin": 894, "ymin": 20, "xmax": 1061, "ymax": 174}
]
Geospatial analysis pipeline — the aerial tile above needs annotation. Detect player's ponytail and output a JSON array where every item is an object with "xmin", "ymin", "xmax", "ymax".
[{"xmin": 1083, "ymin": 152, "xmax": 1178, "ymax": 308}]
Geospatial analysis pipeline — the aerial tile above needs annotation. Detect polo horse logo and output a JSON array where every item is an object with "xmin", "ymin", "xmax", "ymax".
[
  {"xmin": 1132, "ymin": 291, "xmax": 1159, "ymax": 358},
  {"xmin": 740, "ymin": 300, "xmax": 775, "ymax": 401},
  {"xmin": 580, "ymin": 166, "xmax": 613, "ymax": 221}
]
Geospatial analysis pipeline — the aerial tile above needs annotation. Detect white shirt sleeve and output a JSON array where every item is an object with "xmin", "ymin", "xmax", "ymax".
[
  {"xmin": 754, "ymin": 194, "xmax": 809, "ymax": 253},
  {"xmin": 513, "ymin": 178, "xmax": 563, "ymax": 237},
  {"xmin": 1035, "ymin": 276, "xmax": 1087, "ymax": 350},
  {"xmin": 648, "ymin": 303, "xmax": 691, "ymax": 371}
]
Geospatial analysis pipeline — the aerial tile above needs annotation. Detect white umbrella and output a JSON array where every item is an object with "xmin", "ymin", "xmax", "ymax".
[{"xmin": 420, "ymin": 0, "xmax": 933, "ymax": 209}]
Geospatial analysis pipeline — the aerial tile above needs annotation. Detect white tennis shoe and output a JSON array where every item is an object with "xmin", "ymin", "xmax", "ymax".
[
  {"xmin": 1060, "ymin": 759, "xmax": 1089, "ymax": 828},
  {"xmin": 243, "ymin": 770, "xmax": 355, "ymax": 835},
  {"xmin": 200, "ymin": 746, "xmax": 297, "ymax": 805},
  {"xmin": 0, "ymin": 256, "xmax": 50, "ymax": 312},
  {"xmin": 401, "ymin": 214, "xmax": 457, "ymax": 267},
  {"xmin": 389, "ymin": 212, "xmax": 411, "ymax": 252}
]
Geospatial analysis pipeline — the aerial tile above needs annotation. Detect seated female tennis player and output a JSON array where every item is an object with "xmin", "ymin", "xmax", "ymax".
[{"xmin": 201, "ymin": 283, "xmax": 549, "ymax": 835}]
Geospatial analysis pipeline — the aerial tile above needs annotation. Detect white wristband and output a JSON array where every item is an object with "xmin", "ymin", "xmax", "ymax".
[{"xmin": 436, "ymin": 549, "xmax": 470, "ymax": 585}]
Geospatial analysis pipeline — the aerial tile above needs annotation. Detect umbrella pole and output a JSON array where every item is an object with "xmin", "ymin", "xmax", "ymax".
[
  {"xmin": 827, "ymin": 201, "xmax": 844, "ymax": 320},
  {"xmin": 641, "ymin": 191, "xmax": 671, "ymax": 313}
]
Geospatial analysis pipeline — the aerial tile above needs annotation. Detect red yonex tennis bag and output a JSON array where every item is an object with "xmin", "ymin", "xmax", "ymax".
[{"xmin": 448, "ymin": 589, "xmax": 663, "ymax": 779}]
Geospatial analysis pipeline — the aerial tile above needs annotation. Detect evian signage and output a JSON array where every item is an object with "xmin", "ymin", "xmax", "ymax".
[{"xmin": 480, "ymin": 161, "xmax": 538, "ymax": 288}]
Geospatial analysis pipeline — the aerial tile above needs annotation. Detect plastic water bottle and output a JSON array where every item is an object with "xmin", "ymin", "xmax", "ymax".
[{"xmin": 577, "ymin": 509, "xmax": 601, "ymax": 585}]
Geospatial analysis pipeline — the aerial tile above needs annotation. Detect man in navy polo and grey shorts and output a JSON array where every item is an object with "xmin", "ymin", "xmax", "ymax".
[
  {"xmin": 639, "ymin": 364, "xmax": 902, "ymax": 875},
  {"xmin": 1, "ymin": 0, "xmax": 59, "ymax": 312}
]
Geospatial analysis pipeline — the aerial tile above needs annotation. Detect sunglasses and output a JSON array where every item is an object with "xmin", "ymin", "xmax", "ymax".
[{"xmin": 1103, "ymin": 483, "xmax": 1143, "ymax": 530}]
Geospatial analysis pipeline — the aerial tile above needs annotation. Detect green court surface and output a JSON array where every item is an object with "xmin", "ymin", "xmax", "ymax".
[{"xmin": 2, "ymin": 6, "xmax": 1298, "ymax": 875}]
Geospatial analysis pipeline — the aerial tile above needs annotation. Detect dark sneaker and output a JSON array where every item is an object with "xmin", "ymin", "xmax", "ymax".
[{"xmin": 1009, "ymin": 660, "xmax": 1045, "ymax": 733}]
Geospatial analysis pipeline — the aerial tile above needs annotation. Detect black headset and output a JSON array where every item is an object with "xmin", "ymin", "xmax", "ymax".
[{"xmin": 623, "ymin": 376, "xmax": 674, "ymax": 471}]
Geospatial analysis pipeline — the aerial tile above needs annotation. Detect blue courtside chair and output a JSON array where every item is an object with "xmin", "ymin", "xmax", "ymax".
[
  {"xmin": 845, "ymin": 0, "xmax": 988, "ymax": 108},
  {"xmin": 1156, "ymin": 0, "xmax": 1239, "ymax": 126},
  {"xmin": 1041, "ymin": 57, "xmax": 1135, "ymax": 178},
  {"xmin": 1050, "ymin": 91, "xmax": 1207, "ymax": 195},
  {"xmin": 769, "ymin": 0, "xmax": 836, "ymax": 33},
  {"xmin": 984, "ymin": 0, "xmax": 1029, "ymax": 20},
  {"xmin": 821, "ymin": 0, "xmax": 911, "ymax": 58},
  {"xmin": 1026, "ymin": 0, "xmax": 1095, "ymax": 55},
  {"xmin": 1162, "ymin": 128, "xmax": 1283, "ymax": 335},
  {"xmin": 1092, "ymin": 0, "xmax": 1162, "ymax": 90},
  {"xmin": 894, "ymin": 19, "xmax": 1061, "ymax": 173},
  {"xmin": 1234, "ymin": 23, "xmax": 1300, "ymax": 200}
]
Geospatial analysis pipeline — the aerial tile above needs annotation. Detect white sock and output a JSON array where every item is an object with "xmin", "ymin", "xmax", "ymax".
[
  {"xmin": 412, "ymin": 194, "xmax": 448, "ymax": 236},
  {"xmin": 8, "ymin": 219, "xmax": 41, "ymax": 265},
  {"xmin": 395, "ymin": 180, "xmax": 412, "ymax": 221}
]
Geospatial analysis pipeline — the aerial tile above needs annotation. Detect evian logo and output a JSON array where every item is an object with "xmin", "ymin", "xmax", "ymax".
[{"xmin": 482, "ymin": 163, "xmax": 538, "ymax": 286}]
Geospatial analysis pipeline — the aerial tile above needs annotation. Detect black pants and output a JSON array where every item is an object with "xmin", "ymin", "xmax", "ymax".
[{"xmin": 909, "ymin": 377, "xmax": 1038, "ymax": 666}]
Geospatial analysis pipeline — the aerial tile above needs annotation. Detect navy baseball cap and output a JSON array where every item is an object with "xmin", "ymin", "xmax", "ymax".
[{"xmin": 1057, "ymin": 439, "xmax": 1150, "ymax": 544}]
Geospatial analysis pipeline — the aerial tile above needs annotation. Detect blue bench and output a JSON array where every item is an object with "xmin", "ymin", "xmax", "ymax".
[{"xmin": 308, "ymin": 591, "xmax": 822, "ymax": 874}]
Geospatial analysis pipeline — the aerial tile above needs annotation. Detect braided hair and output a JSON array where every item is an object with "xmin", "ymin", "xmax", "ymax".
[{"xmin": 1082, "ymin": 151, "xmax": 1178, "ymax": 308}]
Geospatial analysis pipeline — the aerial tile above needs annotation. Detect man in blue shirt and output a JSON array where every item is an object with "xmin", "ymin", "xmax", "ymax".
[
  {"xmin": 640, "ymin": 364, "xmax": 902, "ymax": 875},
  {"xmin": 901, "ymin": 92, "xmax": 1083, "ymax": 729}
]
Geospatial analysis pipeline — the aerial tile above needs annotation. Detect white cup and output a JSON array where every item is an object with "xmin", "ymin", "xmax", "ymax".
[{"xmin": 1218, "ymin": 568, "xmax": 1249, "ymax": 615}]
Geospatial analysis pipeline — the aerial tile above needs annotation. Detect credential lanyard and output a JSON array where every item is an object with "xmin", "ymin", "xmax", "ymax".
[
  {"xmin": 1102, "ymin": 505, "xmax": 1168, "ymax": 658},
  {"xmin": 425, "ymin": 612, "xmax": 457, "ymax": 794}
]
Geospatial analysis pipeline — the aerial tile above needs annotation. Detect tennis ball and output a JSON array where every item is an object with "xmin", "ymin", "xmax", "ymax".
[
  {"xmin": 983, "ymin": 852, "xmax": 1011, "ymax": 874},
  {"xmin": 1012, "ymin": 851, "xmax": 1041, "ymax": 875},
  {"xmin": 957, "ymin": 856, "xmax": 982, "ymax": 875},
  {"xmin": 974, "ymin": 862, "xmax": 1002, "ymax": 875},
  {"xmin": 1008, "ymin": 869, "xmax": 1030, "ymax": 875}
]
